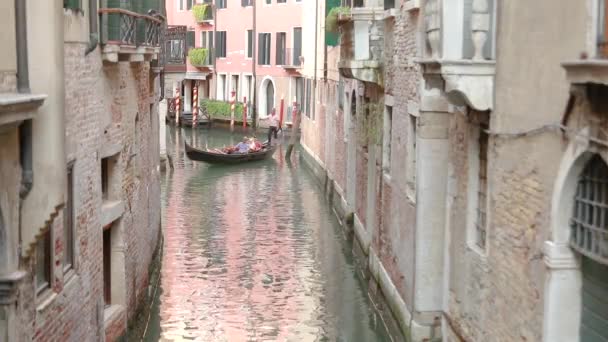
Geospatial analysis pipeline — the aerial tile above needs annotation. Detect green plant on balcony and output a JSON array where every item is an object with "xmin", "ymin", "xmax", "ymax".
[
  {"xmin": 188, "ymin": 48, "xmax": 209, "ymax": 66},
  {"xmin": 326, "ymin": 6, "xmax": 351, "ymax": 33},
  {"xmin": 193, "ymin": 4, "xmax": 212, "ymax": 23}
]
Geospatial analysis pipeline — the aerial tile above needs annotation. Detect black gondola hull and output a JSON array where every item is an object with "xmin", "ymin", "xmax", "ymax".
[{"xmin": 184, "ymin": 142, "xmax": 276, "ymax": 164}]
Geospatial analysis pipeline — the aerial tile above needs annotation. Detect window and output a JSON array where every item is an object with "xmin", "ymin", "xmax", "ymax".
[
  {"xmin": 231, "ymin": 75, "xmax": 240, "ymax": 101},
  {"xmin": 103, "ymin": 227, "xmax": 112, "ymax": 306},
  {"xmin": 278, "ymin": 0, "xmax": 286, "ymax": 3},
  {"xmin": 276, "ymin": 32, "xmax": 286, "ymax": 65},
  {"xmin": 293, "ymin": 28, "xmax": 302, "ymax": 66},
  {"xmin": 218, "ymin": 74, "xmax": 227, "ymax": 101},
  {"xmin": 406, "ymin": 113, "xmax": 417, "ymax": 196},
  {"xmin": 338, "ymin": 76, "xmax": 344, "ymax": 110},
  {"xmin": 476, "ymin": 121, "xmax": 489, "ymax": 248},
  {"xmin": 187, "ymin": 0, "xmax": 193, "ymax": 10},
  {"xmin": 258, "ymin": 33, "xmax": 271, "ymax": 65},
  {"xmin": 242, "ymin": 0, "xmax": 253, "ymax": 6},
  {"xmin": 305, "ymin": 79, "xmax": 311, "ymax": 118},
  {"xmin": 247, "ymin": 30, "xmax": 253, "ymax": 58},
  {"xmin": 101, "ymin": 158, "xmax": 109, "ymax": 201},
  {"xmin": 36, "ymin": 230, "xmax": 52, "ymax": 295},
  {"xmin": 243, "ymin": 75, "xmax": 253, "ymax": 102},
  {"xmin": 216, "ymin": 0, "xmax": 227, "ymax": 9},
  {"xmin": 63, "ymin": 0, "xmax": 82, "ymax": 10},
  {"xmin": 216, "ymin": 31, "xmax": 227, "ymax": 58},
  {"xmin": 383, "ymin": 106, "xmax": 392, "ymax": 174},
  {"xmin": 63, "ymin": 163, "xmax": 75, "ymax": 272},
  {"xmin": 570, "ymin": 155, "xmax": 608, "ymax": 263},
  {"xmin": 467, "ymin": 113, "xmax": 489, "ymax": 251},
  {"xmin": 186, "ymin": 30, "xmax": 195, "ymax": 51},
  {"xmin": 266, "ymin": 0, "xmax": 271, "ymax": 4}
]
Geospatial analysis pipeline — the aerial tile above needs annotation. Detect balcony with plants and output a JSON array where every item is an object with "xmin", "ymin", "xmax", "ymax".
[
  {"xmin": 329, "ymin": 0, "xmax": 384, "ymax": 87},
  {"xmin": 189, "ymin": 48, "xmax": 214, "ymax": 69},
  {"xmin": 193, "ymin": 3, "xmax": 213, "ymax": 25},
  {"xmin": 98, "ymin": 3, "xmax": 164, "ymax": 63},
  {"xmin": 416, "ymin": 0, "xmax": 496, "ymax": 111},
  {"xmin": 562, "ymin": 0, "xmax": 608, "ymax": 87}
]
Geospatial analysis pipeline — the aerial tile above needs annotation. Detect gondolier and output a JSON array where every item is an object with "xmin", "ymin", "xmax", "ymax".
[{"xmin": 267, "ymin": 108, "xmax": 279, "ymax": 145}]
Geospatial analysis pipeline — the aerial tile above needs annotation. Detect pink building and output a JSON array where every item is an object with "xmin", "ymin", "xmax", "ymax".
[{"xmin": 165, "ymin": 0, "xmax": 303, "ymax": 123}]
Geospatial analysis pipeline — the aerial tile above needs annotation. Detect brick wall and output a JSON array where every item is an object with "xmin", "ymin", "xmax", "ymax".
[{"xmin": 15, "ymin": 42, "xmax": 162, "ymax": 342}]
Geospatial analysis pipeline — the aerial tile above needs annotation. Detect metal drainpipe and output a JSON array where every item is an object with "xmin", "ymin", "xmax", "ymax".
[
  {"xmin": 15, "ymin": 0, "xmax": 33, "ymax": 199},
  {"xmin": 312, "ymin": 0, "xmax": 319, "ymax": 118},
  {"xmin": 85, "ymin": 0, "xmax": 99, "ymax": 55},
  {"xmin": 252, "ymin": 0, "xmax": 257, "ymax": 129}
]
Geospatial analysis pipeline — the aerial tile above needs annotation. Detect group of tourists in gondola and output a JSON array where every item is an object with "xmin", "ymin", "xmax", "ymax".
[{"xmin": 184, "ymin": 108, "xmax": 280, "ymax": 164}]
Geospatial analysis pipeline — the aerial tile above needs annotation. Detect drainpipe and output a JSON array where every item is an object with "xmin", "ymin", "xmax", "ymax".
[
  {"xmin": 312, "ymin": 0, "xmax": 319, "ymax": 117},
  {"xmin": 15, "ymin": 0, "xmax": 33, "ymax": 199},
  {"xmin": 85, "ymin": 0, "xmax": 99, "ymax": 55},
  {"xmin": 252, "ymin": 0, "xmax": 257, "ymax": 129}
]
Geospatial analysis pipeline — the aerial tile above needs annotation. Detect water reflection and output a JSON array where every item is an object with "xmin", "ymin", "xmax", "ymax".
[{"xmin": 146, "ymin": 126, "xmax": 390, "ymax": 341}]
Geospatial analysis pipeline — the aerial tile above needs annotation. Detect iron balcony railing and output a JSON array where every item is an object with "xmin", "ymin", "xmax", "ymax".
[
  {"xmin": 276, "ymin": 48, "xmax": 302, "ymax": 67},
  {"xmin": 163, "ymin": 25, "xmax": 187, "ymax": 65},
  {"xmin": 99, "ymin": 8, "xmax": 163, "ymax": 47}
]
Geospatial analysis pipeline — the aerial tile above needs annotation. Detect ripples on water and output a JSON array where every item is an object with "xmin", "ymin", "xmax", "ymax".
[{"xmin": 145, "ymin": 126, "xmax": 390, "ymax": 342}]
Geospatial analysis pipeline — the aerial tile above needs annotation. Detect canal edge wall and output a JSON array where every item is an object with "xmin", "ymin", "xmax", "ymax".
[{"xmin": 298, "ymin": 143, "xmax": 438, "ymax": 342}]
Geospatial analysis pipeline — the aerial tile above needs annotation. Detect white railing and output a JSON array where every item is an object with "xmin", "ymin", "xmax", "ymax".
[{"xmin": 424, "ymin": 0, "xmax": 494, "ymax": 61}]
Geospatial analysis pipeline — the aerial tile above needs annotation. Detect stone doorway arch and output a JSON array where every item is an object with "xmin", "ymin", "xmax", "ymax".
[{"xmin": 258, "ymin": 76, "xmax": 276, "ymax": 118}]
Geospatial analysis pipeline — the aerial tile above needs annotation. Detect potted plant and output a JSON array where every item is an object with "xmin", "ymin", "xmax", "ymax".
[
  {"xmin": 192, "ymin": 4, "xmax": 212, "ymax": 23},
  {"xmin": 325, "ymin": 6, "xmax": 351, "ymax": 33},
  {"xmin": 188, "ymin": 48, "xmax": 209, "ymax": 67}
]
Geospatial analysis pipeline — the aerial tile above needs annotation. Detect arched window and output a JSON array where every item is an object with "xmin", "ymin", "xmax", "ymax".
[
  {"xmin": 570, "ymin": 154, "xmax": 608, "ymax": 341},
  {"xmin": 570, "ymin": 154, "xmax": 608, "ymax": 263}
]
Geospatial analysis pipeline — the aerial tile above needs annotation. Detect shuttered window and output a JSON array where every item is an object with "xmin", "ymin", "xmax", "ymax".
[
  {"xmin": 216, "ymin": 31, "xmax": 227, "ymax": 57},
  {"xmin": 247, "ymin": 30, "xmax": 253, "ymax": 58},
  {"xmin": 258, "ymin": 33, "xmax": 271, "ymax": 65},
  {"xmin": 186, "ymin": 30, "xmax": 196, "ymax": 51},
  {"xmin": 293, "ymin": 27, "xmax": 302, "ymax": 65},
  {"xmin": 216, "ymin": 0, "xmax": 226, "ymax": 9},
  {"xmin": 276, "ymin": 32, "xmax": 286, "ymax": 65}
]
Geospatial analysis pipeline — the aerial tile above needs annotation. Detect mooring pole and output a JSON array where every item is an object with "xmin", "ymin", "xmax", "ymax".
[
  {"xmin": 243, "ymin": 96, "xmax": 247, "ymax": 128},
  {"xmin": 285, "ymin": 100, "xmax": 299, "ymax": 159}
]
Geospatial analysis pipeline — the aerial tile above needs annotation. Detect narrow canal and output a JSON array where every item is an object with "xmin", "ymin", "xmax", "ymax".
[{"xmin": 144, "ymin": 126, "xmax": 391, "ymax": 341}]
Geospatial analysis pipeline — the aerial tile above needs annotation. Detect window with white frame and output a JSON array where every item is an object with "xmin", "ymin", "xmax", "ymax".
[
  {"xmin": 246, "ymin": 30, "xmax": 253, "ymax": 58},
  {"xmin": 258, "ymin": 33, "xmax": 271, "ymax": 65}
]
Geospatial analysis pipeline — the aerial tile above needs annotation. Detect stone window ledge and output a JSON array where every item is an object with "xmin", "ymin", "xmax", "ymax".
[
  {"xmin": 101, "ymin": 200, "xmax": 124, "ymax": 228},
  {"xmin": 562, "ymin": 59, "xmax": 608, "ymax": 86},
  {"xmin": 0, "ymin": 93, "xmax": 46, "ymax": 128},
  {"xmin": 0, "ymin": 271, "xmax": 27, "ymax": 305},
  {"xmin": 417, "ymin": 58, "xmax": 495, "ymax": 111},
  {"xmin": 403, "ymin": 0, "xmax": 420, "ymax": 12},
  {"xmin": 36, "ymin": 291, "xmax": 58, "ymax": 313},
  {"xmin": 104, "ymin": 304, "xmax": 125, "ymax": 327}
]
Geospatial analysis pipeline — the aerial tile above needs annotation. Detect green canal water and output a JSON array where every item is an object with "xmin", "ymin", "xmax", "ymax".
[{"xmin": 144, "ymin": 126, "xmax": 391, "ymax": 341}]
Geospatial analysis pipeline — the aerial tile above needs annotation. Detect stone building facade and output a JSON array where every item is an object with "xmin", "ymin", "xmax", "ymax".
[
  {"xmin": 301, "ymin": 0, "xmax": 608, "ymax": 341},
  {"xmin": 0, "ymin": 1, "xmax": 163, "ymax": 341}
]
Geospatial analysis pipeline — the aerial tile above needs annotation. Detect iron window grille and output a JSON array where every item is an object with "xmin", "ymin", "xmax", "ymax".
[{"xmin": 570, "ymin": 155, "xmax": 608, "ymax": 265}]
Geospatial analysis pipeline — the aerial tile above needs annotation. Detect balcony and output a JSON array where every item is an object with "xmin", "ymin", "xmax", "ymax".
[
  {"xmin": 337, "ymin": 0, "xmax": 384, "ymax": 87},
  {"xmin": 562, "ymin": 0, "xmax": 608, "ymax": 86},
  {"xmin": 416, "ymin": 0, "xmax": 496, "ymax": 111},
  {"xmin": 189, "ymin": 47, "xmax": 214, "ymax": 70},
  {"xmin": 193, "ymin": 3, "xmax": 213, "ymax": 25},
  {"xmin": 98, "ymin": 8, "xmax": 163, "ymax": 63},
  {"xmin": 162, "ymin": 26, "xmax": 187, "ymax": 73},
  {"xmin": 277, "ymin": 48, "xmax": 303, "ymax": 71}
]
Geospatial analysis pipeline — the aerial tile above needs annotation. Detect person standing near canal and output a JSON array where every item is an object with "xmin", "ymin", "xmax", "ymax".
[{"xmin": 267, "ymin": 108, "xmax": 279, "ymax": 145}]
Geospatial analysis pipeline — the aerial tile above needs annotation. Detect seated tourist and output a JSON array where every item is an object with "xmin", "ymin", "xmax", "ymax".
[{"xmin": 235, "ymin": 137, "xmax": 250, "ymax": 154}]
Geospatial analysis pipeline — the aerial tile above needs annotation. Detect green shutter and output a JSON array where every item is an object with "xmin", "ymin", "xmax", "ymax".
[
  {"xmin": 186, "ymin": 31, "xmax": 196, "ymax": 50},
  {"xmin": 325, "ymin": 0, "xmax": 341, "ymax": 46},
  {"xmin": 63, "ymin": 0, "xmax": 82, "ymax": 10},
  {"xmin": 581, "ymin": 257, "xmax": 608, "ymax": 341}
]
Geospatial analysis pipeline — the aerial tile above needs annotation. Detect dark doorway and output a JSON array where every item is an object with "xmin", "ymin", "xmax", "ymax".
[{"xmin": 266, "ymin": 81, "xmax": 275, "ymax": 116}]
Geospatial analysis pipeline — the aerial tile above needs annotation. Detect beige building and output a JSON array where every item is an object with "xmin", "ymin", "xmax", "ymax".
[
  {"xmin": 301, "ymin": 0, "xmax": 608, "ymax": 341},
  {"xmin": 0, "ymin": 0, "xmax": 163, "ymax": 340}
]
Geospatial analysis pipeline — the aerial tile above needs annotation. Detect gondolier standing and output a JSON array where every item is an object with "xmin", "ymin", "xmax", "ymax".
[{"xmin": 267, "ymin": 108, "xmax": 279, "ymax": 145}]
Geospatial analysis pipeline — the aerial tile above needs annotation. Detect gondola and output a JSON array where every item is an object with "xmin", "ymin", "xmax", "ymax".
[{"xmin": 184, "ymin": 141, "xmax": 277, "ymax": 164}]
